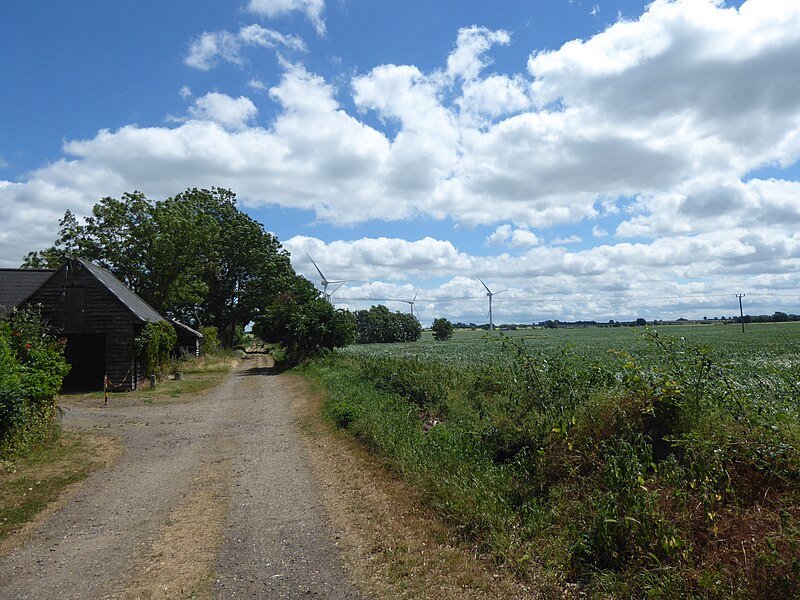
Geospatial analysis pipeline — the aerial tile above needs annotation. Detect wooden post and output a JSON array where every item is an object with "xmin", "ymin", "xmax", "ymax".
[{"xmin": 104, "ymin": 374, "xmax": 109, "ymax": 407}]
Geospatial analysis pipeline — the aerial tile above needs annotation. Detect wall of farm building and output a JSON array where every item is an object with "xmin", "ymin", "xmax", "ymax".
[{"xmin": 23, "ymin": 262, "xmax": 146, "ymax": 391}]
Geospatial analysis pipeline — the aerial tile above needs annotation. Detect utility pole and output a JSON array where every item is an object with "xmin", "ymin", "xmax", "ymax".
[{"xmin": 736, "ymin": 293, "xmax": 746, "ymax": 333}]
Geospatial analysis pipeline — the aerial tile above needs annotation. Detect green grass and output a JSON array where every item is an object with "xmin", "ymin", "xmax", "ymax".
[
  {"xmin": 0, "ymin": 432, "xmax": 115, "ymax": 542},
  {"xmin": 302, "ymin": 323, "xmax": 800, "ymax": 598}
]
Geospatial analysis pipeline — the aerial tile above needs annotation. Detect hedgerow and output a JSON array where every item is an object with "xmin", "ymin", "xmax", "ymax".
[{"xmin": 0, "ymin": 308, "xmax": 70, "ymax": 462}]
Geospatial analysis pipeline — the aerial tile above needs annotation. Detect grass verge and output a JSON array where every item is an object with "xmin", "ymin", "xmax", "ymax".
[
  {"xmin": 0, "ymin": 431, "xmax": 120, "ymax": 545},
  {"xmin": 63, "ymin": 354, "xmax": 235, "ymax": 406},
  {"xmin": 289, "ymin": 372, "xmax": 557, "ymax": 600}
]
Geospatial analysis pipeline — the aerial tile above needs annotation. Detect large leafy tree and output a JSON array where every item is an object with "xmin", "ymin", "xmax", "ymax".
[
  {"xmin": 23, "ymin": 188, "xmax": 296, "ymax": 347},
  {"xmin": 432, "ymin": 317, "xmax": 454, "ymax": 341},
  {"xmin": 253, "ymin": 276, "xmax": 356, "ymax": 363}
]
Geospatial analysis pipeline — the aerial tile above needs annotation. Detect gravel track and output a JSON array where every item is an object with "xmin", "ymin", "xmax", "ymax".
[{"xmin": 0, "ymin": 355, "xmax": 363, "ymax": 599}]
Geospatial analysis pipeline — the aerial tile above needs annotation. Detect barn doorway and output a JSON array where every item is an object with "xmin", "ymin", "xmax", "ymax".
[{"xmin": 62, "ymin": 333, "xmax": 106, "ymax": 392}]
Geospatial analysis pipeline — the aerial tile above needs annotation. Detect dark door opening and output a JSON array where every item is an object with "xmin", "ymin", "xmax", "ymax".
[
  {"xmin": 62, "ymin": 333, "xmax": 106, "ymax": 392},
  {"xmin": 64, "ymin": 286, "xmax": 87, "ymax": 330}
]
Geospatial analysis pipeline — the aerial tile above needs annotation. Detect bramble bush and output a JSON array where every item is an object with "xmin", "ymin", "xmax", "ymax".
[{"xmin": 0, "ymin": 308, "xmax": 70, "ymax": 461}]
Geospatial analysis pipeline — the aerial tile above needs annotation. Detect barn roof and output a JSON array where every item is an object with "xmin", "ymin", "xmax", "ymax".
[
  {"xmin": 0, "ymin": 269, "xmax": 55, "ymax": 312},
  {"xmin": 74, "ymin": 258, "xmax": 165, "ymax": 324},
  {"xmin": 170, "ymin": 319, "xmax": 204, "ymax": 338}
]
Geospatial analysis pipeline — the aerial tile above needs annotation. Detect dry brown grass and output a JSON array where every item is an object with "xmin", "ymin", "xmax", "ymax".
[{"xmin": 114, "ymin": 462, "xmax": 230, "ymax": 600}]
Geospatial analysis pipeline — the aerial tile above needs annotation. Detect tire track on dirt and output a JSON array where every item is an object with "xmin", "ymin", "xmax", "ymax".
[{"xmin": 0, "ymin": 355, "xmax": 363, "ymax": 600}]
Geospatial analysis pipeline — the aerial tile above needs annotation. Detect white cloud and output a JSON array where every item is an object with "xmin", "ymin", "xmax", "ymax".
[
  {"xmin": 187, "ymin": 93, "xmax": 258, "ymax": 130},
  {"xmin": 279, "ymin": 231, "xmax": 800, "ymax": 324},
  {"xmin": 4, "ymin": 0, "xmax": 800, "ymax": 323},
  {"xmin": 185, "ymin": 30, "xmax": 242, "ymax": 70},
  {"xmin": 446, "ymin": 26, "xmax": 511, "ymax": 81},
  {"xmin": 592, "ymin": 226, "xmax": 608, "ymax": 237},
  {"xmin": 485, "ymin": 225, "xmax": 511, "ymax": 246},
  {"xmin": 247, "ymin": 79, "xmax": 269, "ymax": 92},
  {"xmin": 510, "ymin": 228, "xmax": 540, "ymax": 248},
  {"xmin": 485, "ymin": 225, "xmax": 539, "ymax": 248},
  {"xmin": 238, "ymin": 24, "xmax": 306, "ymax": 51},
  {"xmin": 247, "ymin": 0, "xmax": 326, "ymax": 35},
  {"xmin": 553, "ymin": 235, "xmax": 582, "ymax": 245},
  {"xmin": 185, "ymin": 25, "xmax": 305, "ymax": 70}
]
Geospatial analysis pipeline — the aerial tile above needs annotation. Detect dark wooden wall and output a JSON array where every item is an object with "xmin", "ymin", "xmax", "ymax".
[{"xmin": 24, "ymin": 261, "xmax": 145, "ymax": 391}]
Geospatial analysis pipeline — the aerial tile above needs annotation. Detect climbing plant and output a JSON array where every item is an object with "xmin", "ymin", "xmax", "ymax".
[{"xmin": 134, "ymin": 321, "xmax": 177, "ymax": 377}]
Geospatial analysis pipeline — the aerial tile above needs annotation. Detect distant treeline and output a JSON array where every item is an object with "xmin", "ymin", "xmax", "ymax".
[{"xmin": 451, "ymin": 311, "xmax": 800, "ymax": 331}]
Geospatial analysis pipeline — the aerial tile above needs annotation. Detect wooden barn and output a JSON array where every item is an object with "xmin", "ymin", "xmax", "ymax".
[
  {"xmin": 170, "ymin": 319, "xmax": 204, "ymax": 358},
  {"xmin": 0, "ymin": 268, "xmax": 54, "ymax": 315},
  {"xmin": 1, "ymin": 258, "xmax": 202, "ymax": 392}
]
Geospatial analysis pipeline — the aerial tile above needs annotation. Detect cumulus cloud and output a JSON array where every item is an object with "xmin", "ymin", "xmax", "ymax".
[
  {"xmin": 485, "ymin": 225, "xmax": 539, "ymax": 248},
  {"xmin": 446, "ymin": 26, "xmax": 511, "ymax": 81},
  {"xmin": 4, "ymin": 0, "xmax": 800, "ymax": 322},
  {"xmin": 247, "ymin": 0, "xmax": 326, "ymax": 35},
  {"xmin": 187, "ymin": 93, "xmax": 258, "ymax": 130},
  {"xmin": 485, "ymin": 225, "xmax": 511, "ymax": 247},
  {"xmin": 280, "ymin": 231, "xmax": 800, "ymax": 323},
  {"xmin": 185, "ymin": 24, "xmax": 305, "ymax": 70}
]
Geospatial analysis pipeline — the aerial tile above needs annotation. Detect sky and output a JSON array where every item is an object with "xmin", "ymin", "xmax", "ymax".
[{"xmin": 2, "ymin": 0, "xmax": 800, "ymax": 326}]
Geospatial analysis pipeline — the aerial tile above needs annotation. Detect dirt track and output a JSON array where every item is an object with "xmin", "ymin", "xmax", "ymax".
[{"xmin": 0, "ymin": 355, "xmax": 364, "ymax": 599}]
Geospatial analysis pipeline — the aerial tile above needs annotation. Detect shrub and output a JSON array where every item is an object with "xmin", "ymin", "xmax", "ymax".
[
  {"xmin": 0, "ymin": 308, "xmax": 70, "ymax": 461},
  {"xmin": 199, "ymin": 325, "xmax": 220, "ymax": 355},
  {"xmin": 134, "ymin": 321, "xmax": 177, "ymax": 377},
  {"xmin": 432, "ymin": 317, "xmax": 454, "ymax": 341},
  {"xmin": 254, "ymin": 295, "xmax": 356, "ymax": 363},
  {"xmin": 306, "ymin": 329, "xmax": 800, "ymax": 596}
]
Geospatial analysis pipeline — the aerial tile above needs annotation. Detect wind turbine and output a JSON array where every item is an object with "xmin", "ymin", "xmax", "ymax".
[
  {"xmin": 477, "ymin": 277, "xmax": 507, "ymax": 332},
  {"xmin": 307, "ymin": 253, "xmax": 349, "ymax": 303},
  {"xmin": 327, "ymin": 282, "xmax": 345, "ymax": 303},
  {"xmin": 390, "ymin": 290, "xmax": 419, "ymax": 316}
]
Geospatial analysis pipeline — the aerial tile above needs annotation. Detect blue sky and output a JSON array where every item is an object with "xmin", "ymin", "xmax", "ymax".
[{"xmin": 2, "ymin": 0, "xmax": 799, "ymax": 325}]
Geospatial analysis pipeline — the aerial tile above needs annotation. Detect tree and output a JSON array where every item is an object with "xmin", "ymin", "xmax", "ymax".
[
  {"xmin": 253, "ymin": 278, "xmax": 356, "ymax": 363},
  {"xmin": 353, "ymin": 305, "xmax": 421, "ymax": 344},
  {"xmin": 432, "ymin": 317, "xmax": 454, "ymax": 341},
  {"xmin": 397, "ymin": 312, "xmax": 423, "ymax": 342},
  {"xmin": 635, "ymin": 318, "xmax": 647, "ymax": 326},
  {"xmin": 23, "ymin": 188, "xmax": 297, "ymax": 347}
]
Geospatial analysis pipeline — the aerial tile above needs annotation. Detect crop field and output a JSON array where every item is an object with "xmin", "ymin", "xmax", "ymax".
[
  {"xmin": 306, "ymin": 322, "xmax": 800, "ymax": 598},
  {"xmin": 342, "ymin": 321, "xmax": 800, "ymax": 365}
]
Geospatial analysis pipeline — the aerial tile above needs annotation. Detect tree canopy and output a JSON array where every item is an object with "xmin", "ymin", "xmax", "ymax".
[
  {"xmin": 23, "ymin": 188, "xmax": 299, "ymax": 346},
  {"xmin": 353, "ymin": 305, "xmax": 422, "ymax": 344},
  {"xmin": 253, "ymin": 282, "xmax": 356, "ymax": 363}
]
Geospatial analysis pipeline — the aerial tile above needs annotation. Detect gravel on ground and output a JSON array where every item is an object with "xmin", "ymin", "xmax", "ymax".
[{"xmin": 0, "ymin": 355, "xmax": 364, "ymax": 600}]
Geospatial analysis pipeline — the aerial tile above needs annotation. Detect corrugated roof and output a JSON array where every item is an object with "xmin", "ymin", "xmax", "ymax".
[
  {"xmin": 0, "ymin": 269, "xmax": 55, "ymax": 311},
  {"xmin": 75, "ymin": 258, "xmax": 165, "ymax": 323}
]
